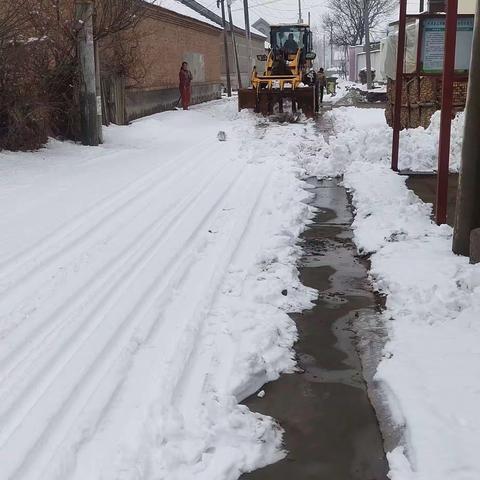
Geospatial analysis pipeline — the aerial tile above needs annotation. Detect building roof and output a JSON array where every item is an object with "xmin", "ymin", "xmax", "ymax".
[
  {"xmin": 178, "ymin": 0, "xmax": 267, "ymax": 37},
  {"xmin": 152, "ymin": 0, "xmax": 220, "ymax": 28},
  {"xmin": 145, "ymin": 0, "xmax": 266, "ymax": 37}
]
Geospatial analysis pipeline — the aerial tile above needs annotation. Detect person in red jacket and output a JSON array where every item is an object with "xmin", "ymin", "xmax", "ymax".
[{"xmin": 179, "ymin": 62, "xmax": 193, "ymax": 110}]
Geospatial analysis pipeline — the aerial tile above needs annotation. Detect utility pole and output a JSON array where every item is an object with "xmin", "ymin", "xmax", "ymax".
[
  {"xmin": 363, "ymin": 0, "xmax": 373, "ymax": 89},
  {"xmin": 435, "ymin": 0, "xmax": 458, "ymax": 225},
  {"xmin": 330, "ymin": 23, "xmax": 333, "ymax": 69},
  {"xmin": 323, "ymin": 32, "xmax": 326, "ymax": 68},
  {"xmin": 243, "ymin": 0, "xmax": 253, "ymax": 71},
  {"xmin": 453, "ymin": 0, "xmax": 480, "ymax": 255},
  {"xmin": 419, "ymin": 0, "xmax": 425, "ymax": 12},
  {"xmin": 227, "ymin": 0, "xmax": 242, "ymax": 89},
  {"xmin": 391, "ymin": 0, "xmax": 408, "ymax": 171},
  {"xmin": 219, "ymin": 0, "xmax": 232, "ymax": 96},
  {"xmin": 94, "ymin": 42, "xmax": 103, "ymax": 143},
  {"xmin": 298, "ymin": 0, "xmax": 303, "ymax": 23},
  {"xmin": 75, "ymin": 0, "xmax": 98, "ymax": 146}
]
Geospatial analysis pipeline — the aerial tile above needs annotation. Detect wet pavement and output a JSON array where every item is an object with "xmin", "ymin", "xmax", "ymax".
[
  {"xmin": 243, "ymin": 178, "xmax": 388, "ymax": 480},
  {"xmin": 405, "ymin": 173, "xmax": 458, "ymax": 227}
]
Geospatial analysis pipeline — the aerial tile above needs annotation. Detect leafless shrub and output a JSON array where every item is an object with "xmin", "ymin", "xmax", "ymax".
[{"xmin": 0, "ymin": 0, "xmax": 151, "ymax": 150}]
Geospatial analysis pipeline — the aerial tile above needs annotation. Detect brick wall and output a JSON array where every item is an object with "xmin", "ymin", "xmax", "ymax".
[
  {"xmin": 109, "ymin": 5, "xmax": 224, "ymax": 122},
  {"xmin": 131, "ymin": 6, "xmax": 222, "ymax": 90}
]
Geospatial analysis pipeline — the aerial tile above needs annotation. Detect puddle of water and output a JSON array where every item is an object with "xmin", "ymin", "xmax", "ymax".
[{"xmin": 243, "ymin": 178, "xmax": 388, "ymax": 480}]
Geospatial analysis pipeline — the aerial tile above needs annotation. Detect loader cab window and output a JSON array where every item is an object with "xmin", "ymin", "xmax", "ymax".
[{"xmin": 271, "ymin": 28, "xmax": 304, "ymax": 54}]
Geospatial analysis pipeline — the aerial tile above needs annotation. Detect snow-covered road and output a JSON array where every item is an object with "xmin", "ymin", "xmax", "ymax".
[{"xmin": 0, "ymin": 100, "xmax": 316, "ymax": 480}]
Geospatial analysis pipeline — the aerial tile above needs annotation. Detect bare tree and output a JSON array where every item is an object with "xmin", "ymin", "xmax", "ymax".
[
  {"xmin": 0, "ymin": 2, "xmax": 29, "ymax": 42},
  {"xmin": 323, "ymin": 0, "xmax": 395, "ymax": 47},
  {"xmin": 0, "ymin": 0, "xmax": 153, "ymax": 149},
  {"xmin": 94, "ymin": 0, "xmax": 149, "ymax": 40}
]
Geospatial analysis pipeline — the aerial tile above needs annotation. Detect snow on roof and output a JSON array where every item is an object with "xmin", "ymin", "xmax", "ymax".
[
  {"xmin": 149, "ymin": 0, "xmax": 266, "ymax": 37},
  {"xmin": 153, "ymin": 0, "xmax": 221, "ymax": 28},
  {"xmin": 251, "ymin": 26, "xmax": 267, "ymax": 38},
  {"xmin": 184, "ymin": 0, "xmax": 266, "ymax": 37}
]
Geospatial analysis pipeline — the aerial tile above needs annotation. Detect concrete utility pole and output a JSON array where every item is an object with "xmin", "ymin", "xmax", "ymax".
[
  {"xmin": 94, "ymin": 41, "xmax": 103, "ymax": 143},
  {"xmin": 330, "ymin": 23, "xmax": 333, "ymax": 68},
  {"xmin": 75, "ymin": 0, "xmax": 98, "ymax": 146},
  {"xmin": 243, "ymin": 0, "xmax": 253, "ymax": 70},
  {"xmin": 435, "ymin": 0, "xmax": 458, "ymax": 225},
  {"xmin": 298, "ymin": 0, "xmax": 303, "ymax": 23},
  {"xmin": 218, "ymin": 0, "xmax": 232, "ymax": 96},
  {"xmin": 453, "ymin": 0, "xmax": 480, "ymax": 256},
  {"xmin": 323, "ymin": 32, "xmax": 326, "ymax": 67},
  {"xmin": 363, "ymin": 0, "xmax": 373, "ymax": 89},
  {"xmin": 227, "ymin": 0, "xmax": 242, "ymax": 89}
]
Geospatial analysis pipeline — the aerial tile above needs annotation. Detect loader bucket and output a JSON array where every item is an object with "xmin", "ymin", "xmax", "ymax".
[
  {"xmin": 238, "ymin": 87, "xmax": 316, "ymax": 118},
  {"xmin": 238, "ymin": 88, "xmax": 257, "ymax": 111}
]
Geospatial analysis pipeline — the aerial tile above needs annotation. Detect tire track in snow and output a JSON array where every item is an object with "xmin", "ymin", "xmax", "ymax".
[
  {"xmin": 171, "ymin": 165, "xmax": 272, "ymax": 412},
  {"xmin": 0, "ymin": 155, "xmax": 250, "ymax": 479},
  {"xmin": 164, "ymin": 128, "xmax": 284, "ymax": 418},
  {"xmin": 0, "ymin": 163, "xmax": 229, "ymax": 433},
  {"xmin": 0, "ymin": 147, "xmax": 221, "ymax": 386},
  {"xmin": 59, "ymin": 162, "xmax": 272, "ymax": 480},
  {"xmin": 0, "ymin": 152, "xmax": 236, "ymax": 449},
  {"xmin": 0, "ymin": 138, "xmax": 210, "ymax": 298}
]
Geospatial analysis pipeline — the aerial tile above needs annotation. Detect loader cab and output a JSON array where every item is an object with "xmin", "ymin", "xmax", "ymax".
[{"xmin": 270, "ymin": 24, "xmax": 314, "ymax": 62}]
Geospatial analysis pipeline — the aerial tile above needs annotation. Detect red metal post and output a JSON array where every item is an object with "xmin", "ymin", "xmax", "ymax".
[
  {"xmin": 436, "ymin": 0, "xmax": 458, "ymax": 225},
  {"xmin": 391, "ymin": 0, "xmax": 408, "ymax": 171}
]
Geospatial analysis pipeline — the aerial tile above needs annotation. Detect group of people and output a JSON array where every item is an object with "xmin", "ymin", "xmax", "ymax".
[{"xmin": 178, "ymin": 60, "xmax": 328, "ymax": 112}]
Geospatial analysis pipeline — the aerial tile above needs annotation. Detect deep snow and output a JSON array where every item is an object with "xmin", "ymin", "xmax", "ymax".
[
  {"xmin": 301, "ymin": 106, "xmax": 465, "ymax": 176},
  {"xmin": 305, "ymin": 106, "xmax": 480, "ymax": 480},
  {"xmin": 0, "ymin": 100, "xmax": 318, "ymax": 480}
]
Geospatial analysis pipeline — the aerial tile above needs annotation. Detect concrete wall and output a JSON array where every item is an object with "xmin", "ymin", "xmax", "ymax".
[
  {"xmin": 125, "ymin": 82, "xmax": 221, "ymax": 121},
  {"xmin": 356, "ymin": 50, "xmax": 386, "ymax": 83},
  {"xmin": 220, "ymin": 33, "xmax": 266, "ymax": 89},
  {"xmin": 459, "ymin": 0, "xmax": 477, "ymax": 13},
  {"xmin": 429, "ymin": 0, "xmax": 477, "ymax": 13},
  {"xmin": 348, "ymin": 46, "xmax": 363, "ymax": 82}
]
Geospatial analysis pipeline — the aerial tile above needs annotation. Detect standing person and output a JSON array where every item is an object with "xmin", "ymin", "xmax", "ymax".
[
  {"xmin": 179, "ymin": 61, "xmax": 193, "ymax": 110},
  {"xmin": 317, "ymin": 67, "xmax": 327, "ymax": 106},
  {"xmin": 305, "ymin": 67, "xmax": 319, "ymax": 112}
]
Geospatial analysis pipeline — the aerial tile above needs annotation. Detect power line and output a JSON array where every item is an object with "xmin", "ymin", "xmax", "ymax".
[{"xmin": 231, "ymin": 0, "xmax": 292, "ymax": 12}]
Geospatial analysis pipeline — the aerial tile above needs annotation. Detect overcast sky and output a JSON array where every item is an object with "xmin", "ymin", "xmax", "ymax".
[{"xmin": 212, "ymin": 0, "xmax": 423, "ymax": 37}]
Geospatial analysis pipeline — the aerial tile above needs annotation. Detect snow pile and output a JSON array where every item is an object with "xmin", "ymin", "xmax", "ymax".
[
  {"xmin": 344, "ymin": 162, "xmax": 480, "ymax": 480},
  {"xmin": 298, "ymin": 107, "xmax": 464, "ymax": 177},
  {"xmin": 0, "ymin": 99, "xmax": 316, "ymax": 479},
  {"xmin": 313, "ymin": 106, "xmax": 480, "ymax": 480},
  {"xmin": 322, "ymin": 78, "xmax": 356, "ymax": 105},
  {"xmin": 397, "ymin": 110, "xmax": 465, "ymax": 172}
]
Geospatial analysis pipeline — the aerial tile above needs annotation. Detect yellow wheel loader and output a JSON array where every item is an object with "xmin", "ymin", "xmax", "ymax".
[{"xmin": 238, "ymin": 24, "xmax": 317, "ymax": 118}]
